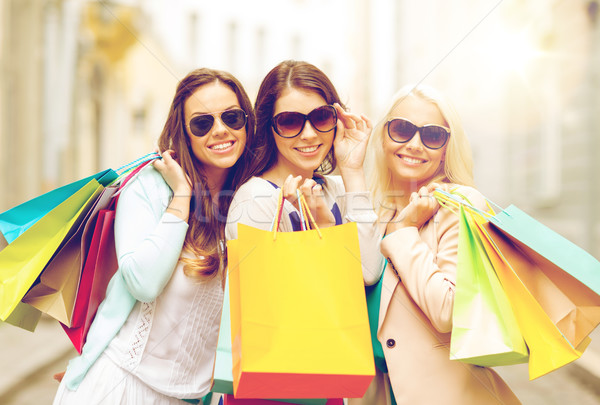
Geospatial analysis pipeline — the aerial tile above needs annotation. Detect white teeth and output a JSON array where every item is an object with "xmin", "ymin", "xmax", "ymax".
[
  {"xmin": 297, "ymin": 145, "xmax": 319, "ymax": 153},
  {"xmin": 401, "ymin": 156, "xmax": 425, "ymax": 164},
  {"xmin": 210, "ymin": 142, "xmax": 233, "ymax": 151}
]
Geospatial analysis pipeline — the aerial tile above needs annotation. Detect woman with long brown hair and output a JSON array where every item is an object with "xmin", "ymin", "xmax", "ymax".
[
  {"xmin": 226, "ymin": 60, "xmax": 381, "ymax": 285},
  {"xmin": 54, "ymin": 67, "xmax": 255, "ymax": 404}
]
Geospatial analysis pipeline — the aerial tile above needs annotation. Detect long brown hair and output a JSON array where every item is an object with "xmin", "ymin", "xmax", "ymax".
[
  {"xmin": 250, "ymin": 60, "xmax": 345, "ymax": 177},
  {"xmin": 157, "ymin": 68, "xmax": 255, "ymax": 278}
]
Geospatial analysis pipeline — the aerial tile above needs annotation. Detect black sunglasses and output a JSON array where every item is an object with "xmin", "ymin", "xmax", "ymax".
[
  {"xmin": 272, "ymin": 105, "xmax": 337, "ymax": 138},
  {"xmin": 187, "ymin": 108, "xmax": 247, "ymax": 137},
  {"xmin": 387, "ymin": 118, "xmax": 450, "ymax": 150}
]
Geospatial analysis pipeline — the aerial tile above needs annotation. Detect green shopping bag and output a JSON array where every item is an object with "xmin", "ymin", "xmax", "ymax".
[
  {"xmin": 364, "ymin": 255, "xmax": 388, "ymax": 373},
  {"xmin": 0, "ymin": 179, "xmax": 105, "ymax": 321},
  {"xmin": 449, "ymin": 206, "xmax": 528, "ymax": 367}
]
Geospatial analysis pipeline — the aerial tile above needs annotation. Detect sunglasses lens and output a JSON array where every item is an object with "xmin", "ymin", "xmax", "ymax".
[
  {"xmin": 189, "ymin": 115, "xmax": 215, "ymax": 137},
  {"xmin": 308, "ymin": 106, "xmax": 337, "ymax": 132},
  {"xmin": 388, "ymin": 119, "xmax": 416, "ymax": 143},
  {"xmin": 221, "ymin": 109, "xmax": 247, "ymax": 130},
  {"xmin": 421, "ymin": 127, "xmax": 449, "ymax": 149},
  {"xmin": 274, "ymin": 112, "xmax": 305, "ymax": 138}
]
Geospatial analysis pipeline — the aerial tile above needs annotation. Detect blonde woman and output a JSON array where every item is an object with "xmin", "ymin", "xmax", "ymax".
[{"xmin": 359, "ymin": 84, "xmax": 520, "ymax": 404}]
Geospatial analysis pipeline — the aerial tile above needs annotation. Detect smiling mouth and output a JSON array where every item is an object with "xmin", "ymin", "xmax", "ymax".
[
  {"xmin": 296, "ymin": 145, "xmax": 320, "ymax": 153},
  {"xmin": 399, "ymin": 154, "xmax": 427, "ymax": 164},
  {"xmin": 209, "ymin": 141, "xmax": 234, "ymax": 151}
]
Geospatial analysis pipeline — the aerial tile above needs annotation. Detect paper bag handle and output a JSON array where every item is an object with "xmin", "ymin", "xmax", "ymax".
[
  {"xmin": 433, "ymin": 188, "xmax": 495, "ymax": 221},
  {"xmin": 270, "ymin": 189, "xmax": 322, "ymax": 240}
]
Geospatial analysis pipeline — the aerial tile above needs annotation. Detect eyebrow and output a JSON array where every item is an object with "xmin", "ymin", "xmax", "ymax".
[{"xmin": 191, "ymin": 105, "xmax": 241, "ymax": 117}]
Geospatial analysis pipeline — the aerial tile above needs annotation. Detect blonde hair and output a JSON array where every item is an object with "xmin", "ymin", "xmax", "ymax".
[{"xmin": 367, "ymin": 83, "xmax": 474, "ymax": 216}]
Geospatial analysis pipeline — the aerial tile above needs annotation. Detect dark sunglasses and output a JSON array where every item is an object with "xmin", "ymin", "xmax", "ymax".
[
  {"xmin": 387, "ymin": 118, "xmax": 450, "ymax": 150},
  {"xmin": 187, "ymin": 108, "xmax": 247, "ymax": 137},
  {"xmin": 272, "ymin": 105, "xmax": 337, "ymax": 138}
]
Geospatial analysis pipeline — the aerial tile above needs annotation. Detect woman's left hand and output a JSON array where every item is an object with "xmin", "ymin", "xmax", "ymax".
[{"xmin": 332, "ymin": 103, "xmax": 372, "ymax": 172}]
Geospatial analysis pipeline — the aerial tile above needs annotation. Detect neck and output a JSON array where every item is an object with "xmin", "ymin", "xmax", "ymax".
[
  {"xmin": 200, "ymin": 166, "xmax": 230, "ymax": 201},
  {"xmin": 261, "ymin": 163, "xmax": 314, "ymax": 187}
]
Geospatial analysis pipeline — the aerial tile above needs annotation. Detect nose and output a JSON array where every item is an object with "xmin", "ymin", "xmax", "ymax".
[
  {"xmin": 211, "ymin": 116, "xmax": 228, "ymax": 137},
  {"xmin": 405, "ymin": 131, "xmax": 424, "ymax": 151},
  {"xmin": 299, "ymin": 120, "xmax": 318, "ymax": 140}
]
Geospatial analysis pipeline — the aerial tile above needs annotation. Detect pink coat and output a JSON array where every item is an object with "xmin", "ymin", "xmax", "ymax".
[{"xmin": 354, "ymin": 186, "xmax": 520, "ymax": 405}]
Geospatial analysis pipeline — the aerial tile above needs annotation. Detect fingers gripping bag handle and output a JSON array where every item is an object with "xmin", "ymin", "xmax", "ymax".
[{"xmin": 270, "ymin": 189, "xmax": 322, "ymax": 240}]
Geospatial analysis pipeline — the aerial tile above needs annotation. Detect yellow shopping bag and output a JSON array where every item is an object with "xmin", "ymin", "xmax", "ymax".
[
  {"xmin": 476, "ymin": 217, "xmax": 592, "ymax": 379},
  {"xmin": 21, "ymin": 186, "xmax": 104, "ymax": 325},
  {"xmin": 0, "ymin": 179, "xmax": 103, "ymax": 321},
  {"xmin": 228, "ymin": 192, "xmax": 374, "ymax": 399}
]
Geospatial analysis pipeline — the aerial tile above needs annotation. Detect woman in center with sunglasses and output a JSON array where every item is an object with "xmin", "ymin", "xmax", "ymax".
[
  {"xmin": 226, "ymin": 60, "xmax": 381, "ymax": 285},
  {"xmin": 355, "ymin": 83, "xmax": 520, "ymax": 404},
  {"xmin": 223, "ymin": 60, "xmax": 382, "ymax": 403}
]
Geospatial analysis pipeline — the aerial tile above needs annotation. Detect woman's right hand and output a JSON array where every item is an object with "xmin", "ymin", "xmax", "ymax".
[
  {"xmin": 153, "ymin": 150, "xmax": 192, "ymax": 222},
  {"xmin": 282, "ymin": 175, "xmax": 335, "ymax": 228},
  {"xmin": 386, "ymin": 183, "xmax": 447, "ymax": 234}
]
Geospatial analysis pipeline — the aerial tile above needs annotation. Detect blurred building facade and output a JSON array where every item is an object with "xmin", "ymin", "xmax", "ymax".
[{"xmin": 0, "ymin": 0, "xmax": 598, "ymax": 258}]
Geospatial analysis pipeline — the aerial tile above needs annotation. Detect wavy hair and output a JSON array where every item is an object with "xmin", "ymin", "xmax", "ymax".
[
  {"xmin": 367, "ymin": 83, "xmax": 474, "ymax": 216},
  {"xmin": 157, "ymin": 68, "xmax": 255, "ymax": 279},
  {"xmin": 249, "ymin": 60, "xmax": 346, "ymax": 177}
]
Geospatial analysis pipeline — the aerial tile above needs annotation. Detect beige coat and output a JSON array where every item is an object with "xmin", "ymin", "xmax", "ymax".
[{"xmin": 354, "ymin": 186, "xmax": 520, "ymax": 405}]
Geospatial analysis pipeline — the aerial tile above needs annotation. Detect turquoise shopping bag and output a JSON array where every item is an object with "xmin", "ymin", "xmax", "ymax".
[
  {"xmin": 489, "ymin": 206, "xmax": 600, "ymax": 296},
  {"xmin": 0, "ymin": 169, "xmax": 117, "ymax": 244}
]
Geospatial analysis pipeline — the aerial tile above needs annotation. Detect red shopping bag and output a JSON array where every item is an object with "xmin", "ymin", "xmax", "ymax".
[
  {"xmin": 61, "ymin": 158, "xmax": 155, "ymax": 352},
  {"xmin": 61, "ymin": 191, "xmax": 118, "ymax": 352},
  {"xmin": 222, "ymin": 396, "xmax": 343, "ymax": 405}
]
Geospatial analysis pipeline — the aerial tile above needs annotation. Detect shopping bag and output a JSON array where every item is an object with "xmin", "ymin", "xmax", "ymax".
[
  {"xmin": 0, "ymin": 169, "xmax": 116, "ymax": 244},
  {"xmin": 213, "ymin": 269, "xmax": 235, "ymax": 395},
  {"xmin": 0, "ymin": 230, "xmax": 7, "ymax": 250},
  {"xmin": 213, "ymin": 255, "xmax": 330, "ymax": 405},
  {"xmin": 21, "ymin": 186, "xmax": 105, "ymax": 325},
  {"xmin": 0, "ymin": 232, "xmax": 41, "ymax": 331},
  {"xmin": 364, "ymin": 257, "xmax": 388, "ymax": 373},
  {"xmin": 61, "ymin": 156, "xmax": 157, "ymax": 353},
  {"xmin": 229, "ymin": 192, "xmax": 374, "ymax": 399},
  {"xmin": 0, "ymin": 178, "xmax": 107, "ymax": 321},
  {"xmin": 488, "ymin": 206, "xmax": 600, "ymax": 345},
  {"xmin": 449, "ymin": 206, "xmax": 528, "ymax": 366},
  {"xmin": 434, "ymin": 189, "xmax": 599, "ymax": 379},
  {"xmin": 222, "ymin": 396, "xmax": 343, "ymax": 405},
  {"xmin": 2, "ymin": 301, "xmax": 41, "ymax": 332},
  {"xmin": 476, "ymin": 217, "xmax": 592, "ymax": 379}
]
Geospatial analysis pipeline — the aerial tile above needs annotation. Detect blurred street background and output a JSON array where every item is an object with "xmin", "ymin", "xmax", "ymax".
[{"xmin": 1, "ymin": 0, "xmax": 599, "ymax": 403}]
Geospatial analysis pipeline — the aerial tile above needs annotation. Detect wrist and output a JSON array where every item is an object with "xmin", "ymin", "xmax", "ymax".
[
  {"xmin": 338, "ymin": 166, "xmax": 364, "ymax": 177},
  {"xmin": 171, "ymin": 188, "xmax": 192, "ymax": 198},
  {"xmin": 339, "ymin": 168, "xmax": 366, "ymax": 193}
]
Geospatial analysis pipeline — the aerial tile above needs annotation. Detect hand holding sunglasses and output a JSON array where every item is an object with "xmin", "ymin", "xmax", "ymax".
[
  {"xmin": 187, "ymin": 108, "xmax": 247, "ymax": 137},
  {"xmin": 387, "ymin": 117, "xmax": 450, "ymax": 149}
]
